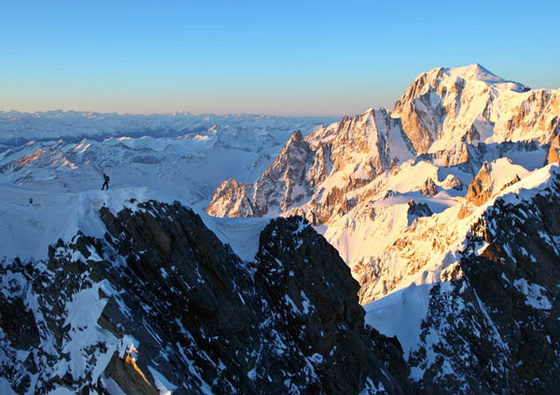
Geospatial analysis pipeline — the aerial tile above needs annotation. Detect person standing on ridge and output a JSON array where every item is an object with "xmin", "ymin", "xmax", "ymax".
[{"xmin": 101, "ymin": 173, "xmax": 110, "ymax": 190}]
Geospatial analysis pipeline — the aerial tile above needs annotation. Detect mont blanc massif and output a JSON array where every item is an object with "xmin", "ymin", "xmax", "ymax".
[{"xmin": 1, "ymin": 64, "xmax": 559, "ymax": 394}]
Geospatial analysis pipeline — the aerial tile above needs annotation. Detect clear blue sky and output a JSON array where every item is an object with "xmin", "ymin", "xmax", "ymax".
[{"xmin": 1, "ymin": 0, "xmax": 559, "ymax": 116}]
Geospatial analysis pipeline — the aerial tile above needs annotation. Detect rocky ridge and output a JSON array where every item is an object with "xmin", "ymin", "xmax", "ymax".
[
  {"xmin": 0, "ymin": 200, "xmax": 410, "ymax": 394},
  {"xmin": 400, "ymin": 165, "xmax": 560, "ymax": 393}
]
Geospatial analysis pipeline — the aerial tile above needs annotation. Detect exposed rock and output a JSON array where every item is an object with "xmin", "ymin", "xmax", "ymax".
[
  {"xmin": 409, "ymin": 173, "xmax": 560, "ymax": 393},
  {"xmin": 104, "ymin": 352, "xmax": 158, "ymax": 395},
  {"xmin": 456, "ymin": 204, "xmax": 472, "ymax": 220},
  {"xmin": 0, "ymin": 295, "xmax": 40, "ymax": 350},
  {"xmin": 546, "ymin": 132, "xmax": 560, "ymax": 164},
  {"xmin": 407, "ymin": 200, "xmax": 433, "ymax": 226},
  {"xmin": 466, "ymin": 161, "xmax": 493, "ymax": 206},
  {"xmin": 0, "ymin": 201, "xmax": 412, "ymax": 394},
  {"xmin": 441, "ymin": 174, "xmax": 463, "ymax": 190},
  {"xmin": 420, "ymin": 177, "xmax": 438, "ymax": 196},
  {"xmin": 253, "ymin": 216, "xmax": 411, "ymax": 393},
  {"xmin": 206, "ymin": 178, "xmax": 255, "ymax": 217},
  {"xmin": 393, "ymin": 70, "xmax": 443, "ymax": 154}
]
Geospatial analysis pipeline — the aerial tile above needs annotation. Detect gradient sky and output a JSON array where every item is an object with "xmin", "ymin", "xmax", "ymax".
[{"xmin": 2, "ymin": 0, "xmax": 559, "ymax": 116}]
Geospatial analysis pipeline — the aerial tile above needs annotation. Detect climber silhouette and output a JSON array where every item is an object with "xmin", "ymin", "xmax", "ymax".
[{"xmin": 101, "ymin": 173, "xmax": 110, "ymax": 190}]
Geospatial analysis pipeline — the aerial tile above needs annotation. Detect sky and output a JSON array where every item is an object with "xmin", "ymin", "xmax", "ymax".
[{"xmin": 1, "ymin": 0, "xmax": 559, "ymax": 117}]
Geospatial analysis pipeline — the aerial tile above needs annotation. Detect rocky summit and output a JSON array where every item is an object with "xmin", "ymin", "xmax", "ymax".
[{"xmin": 0, "ymin": 200, "xmax": 410, "ymax": 394}]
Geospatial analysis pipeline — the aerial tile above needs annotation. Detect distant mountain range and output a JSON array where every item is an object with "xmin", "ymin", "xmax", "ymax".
[{"xmin": 0, "ymin": 111, "xmax": 336, "ymax": 146}]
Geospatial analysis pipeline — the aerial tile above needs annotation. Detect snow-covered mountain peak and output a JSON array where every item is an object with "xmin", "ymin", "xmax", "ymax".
[
  {"xmin": 445, "ymin": 63, "xmax": 507, "ymax": 83},
  {"xmin": 206, "ymin": 64, "xmax": 560, "ymax": 313},
  {"xmin": 389, "ymin": 63, "xmax": 557, "ymax": 157},
  {"xmin": 416, "ymin": 63, "xmax": 528, "ymax": 93}
]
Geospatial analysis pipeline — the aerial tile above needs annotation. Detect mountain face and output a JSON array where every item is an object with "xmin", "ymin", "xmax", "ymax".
[
  {"xmin": 2, "ymin": 64, "xmax": 559, "ymax": 394},
  {"xmin": 393, "ymin": 64, "xmax": 559, "ymax": 159},
  {"xmin": 205, "ymin": 64, "xmax": 560, "ymax": 392},
  {"xmin": 366, "ymin": 165, "xmax": 560, "ymax": 393},
  {"xmin": 0, "ymin": 200, "xmax": 410, "ymax": 394},
  {"xmin": 207, "ymin": 64, "xmax": 559, "ymax": 221},
  {"xmin": 206, "ymin": 64, "xmax": 559, "ymax": 303}
]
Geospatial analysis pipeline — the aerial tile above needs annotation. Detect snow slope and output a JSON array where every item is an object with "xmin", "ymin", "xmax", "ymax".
[
  {"xmin": 364, "ymin": 163, "xmax": 560, "ymax": 391},
  {"xmin": 0, "ymin": 183, "xmax": 268, "ymax": 264},
  {"xmin": 364, "ymin": 163, "xmax": 560, "ymax": 351}
]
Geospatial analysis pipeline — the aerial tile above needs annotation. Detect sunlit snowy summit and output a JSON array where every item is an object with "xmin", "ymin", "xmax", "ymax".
[
  {"xmin": 207, "ymin": 63, "xmax": 560, "ymax": 392},
  {"xmin": 1, "ymin": 64, "xmax": 560, "ymax": 394}
]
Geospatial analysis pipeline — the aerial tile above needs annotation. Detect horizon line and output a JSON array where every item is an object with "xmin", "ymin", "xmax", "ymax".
[{"xmin": 0, "ymin": 108, "xmax": 375, "ymax": 119}]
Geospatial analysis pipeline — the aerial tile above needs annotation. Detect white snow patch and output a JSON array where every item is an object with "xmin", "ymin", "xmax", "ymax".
[
  {"xmin": 201, "ymin": 214, "xmax": 271, "ymax": 262},
  {"xmin": 148, "ymin": 366, "xmax": 177, "ymax": 395},
  {"xmin": 364, "ymin": 283, "xmax": 433, "ymax": 358},
  {"xmin": 513, "ymin": 278, "xmax": 552, "ymax": 310}
]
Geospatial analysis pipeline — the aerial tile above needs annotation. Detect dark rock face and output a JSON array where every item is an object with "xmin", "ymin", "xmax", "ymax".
[
  {"xmin": 409, "ymin": 174, "xmax": 560, "ymax": 394},
  {"xmin": 0, "ymin": 291, "xmax": 40, "ymax": 350},
  {"xmin": 253, "ymin": 217, "xmax": 410, "ymax": 394},
  {"xmin": 407, "ymin": 200, "xmax": 433, "ymax": 226},
  {"xmin": 0, "ymin": 201, "xmax": 411, "ymax": 394}
]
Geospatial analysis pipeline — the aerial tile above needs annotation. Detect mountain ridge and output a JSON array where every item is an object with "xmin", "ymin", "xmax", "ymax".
[{"xmin": 0, "ymin": 197, "xmax": 412, "ymax": 394}]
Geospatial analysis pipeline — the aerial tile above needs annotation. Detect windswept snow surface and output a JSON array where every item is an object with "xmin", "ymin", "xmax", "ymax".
[
  {"xmin": 442, "ymin": 63, "xmax": 524, "ymax": 88},
  {"xmin": 0, "ymin": 185, "xmax": 162, "ymax": 260},
  {"xmin": 364, "ymin": 284, "xmax": 433, "ymax": 358},
  {"xmin": 0, "ymin": 184, "xmax": 266, "ymax": 263},
  {"xmin": 147, "ymin": 366, "xmax": 177, "ymax": 395}
]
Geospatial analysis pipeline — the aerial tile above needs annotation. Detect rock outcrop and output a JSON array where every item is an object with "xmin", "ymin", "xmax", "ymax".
[
  {"xmin": 546, "ymin": 132, "xmax": 560, "ymax": 164},
  {"xmin": 466, "ymin": 161, "xmax": 494, "ymax": 206},
  {"xmin": 206, "ymin": 178, "xmax": 256, "ymax": 217},
  {"xmin": 407, "ymin": 200, "xmax": 433, "ymax": 226}
]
